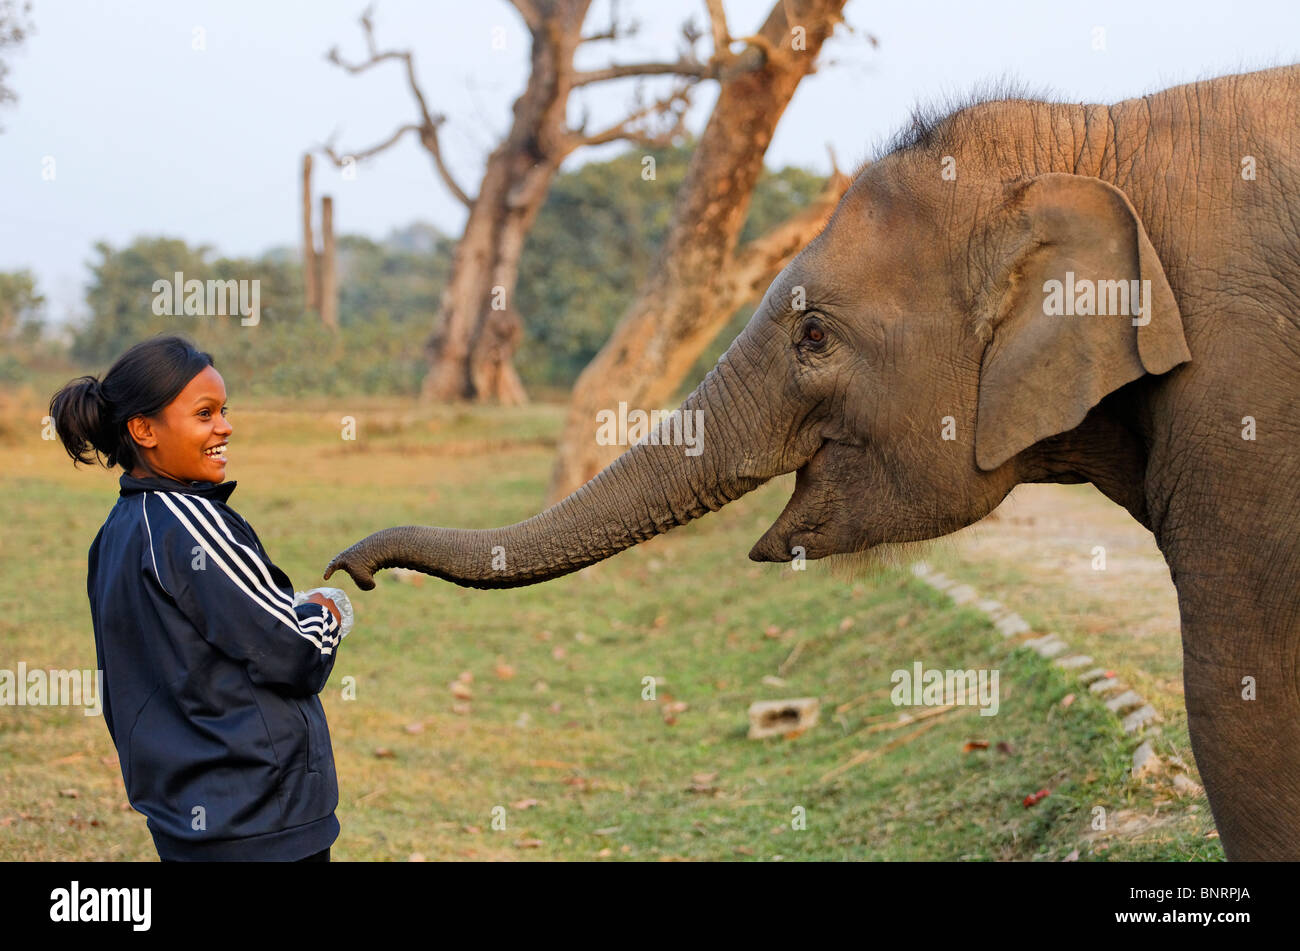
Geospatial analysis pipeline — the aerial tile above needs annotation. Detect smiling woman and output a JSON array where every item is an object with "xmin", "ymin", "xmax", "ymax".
[
  {"xmin": 47, "ymin": 334, "xmax": 354, "ymax": 862},
  {"xmin": 123, "ymin": 364, "xmax": 233, "ymax": 484}
]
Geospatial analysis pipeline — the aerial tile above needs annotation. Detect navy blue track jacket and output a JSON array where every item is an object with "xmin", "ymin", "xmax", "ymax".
[{"xmin": 87, "ymin": 473, "xmax": 343, "ymax": 861}]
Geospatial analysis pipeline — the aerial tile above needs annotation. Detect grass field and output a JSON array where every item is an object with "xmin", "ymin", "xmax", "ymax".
[{"xmin": 0, "ymin": 378, "xmax": 1220, "ymax": 860}]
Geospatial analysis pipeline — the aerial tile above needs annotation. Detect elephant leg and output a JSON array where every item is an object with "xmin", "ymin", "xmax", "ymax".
[{"xmin": 1179, "ymin": 613, "xmax": 1300, "ymax": 860}]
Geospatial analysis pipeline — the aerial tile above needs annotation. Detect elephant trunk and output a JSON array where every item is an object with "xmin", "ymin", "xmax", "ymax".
[{"xmin": 326, "ymin": 330, "xmax": 814, "ymax": 590}]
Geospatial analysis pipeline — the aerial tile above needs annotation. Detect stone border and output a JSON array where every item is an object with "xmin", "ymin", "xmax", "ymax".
[{"xmin": 909, "ymin": 561, "xmax": 1201, "ymax": 794}]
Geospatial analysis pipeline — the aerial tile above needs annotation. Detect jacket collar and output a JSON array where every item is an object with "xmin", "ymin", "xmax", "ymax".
[{"xmin": 119, "ymin": 472, "xmax": 238, "ymax": 503}]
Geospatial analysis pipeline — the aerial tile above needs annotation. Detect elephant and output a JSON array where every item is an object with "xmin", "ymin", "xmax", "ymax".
[{"xmin": 326, "ymin": 64, "xmax": 1300, "ymax": 860}]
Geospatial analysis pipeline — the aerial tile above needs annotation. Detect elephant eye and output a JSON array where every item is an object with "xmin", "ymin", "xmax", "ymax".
[{"xmin": 799, "ymin": 315, "xmax": 827, "ymax": 349}]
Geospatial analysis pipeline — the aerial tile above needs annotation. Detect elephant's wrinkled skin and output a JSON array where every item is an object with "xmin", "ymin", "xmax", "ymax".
[{"xmin": 328, "ymin": 66, "xmax": 1300, "ymax": 860}]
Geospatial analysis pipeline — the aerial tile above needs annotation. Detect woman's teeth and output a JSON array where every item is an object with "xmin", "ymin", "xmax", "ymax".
[{"xmin": 203, "ymin": 445, "xmax": 227, "ymax": 458}]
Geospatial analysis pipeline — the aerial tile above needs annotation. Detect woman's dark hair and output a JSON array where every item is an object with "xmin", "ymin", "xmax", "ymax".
[{"xmin": 49, "ymin": 335, "xmax": 215, "ymax": 473}]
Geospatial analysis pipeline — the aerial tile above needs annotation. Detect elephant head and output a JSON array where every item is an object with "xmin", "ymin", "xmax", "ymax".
[{"xmin": 326, "ymin": 137, "xmax": 1190, "ymax": 591}]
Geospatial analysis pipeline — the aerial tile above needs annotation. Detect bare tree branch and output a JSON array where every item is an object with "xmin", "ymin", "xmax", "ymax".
[
  {"xmin": 415, "ymin": 120, "xmax": 476, "ymax": 208},
  {"xmin": 580, "ymin": 0, "xmax": 636, "ymax": 43},
  {"xmin": 321, "ymin": 123, "xmax": 420, "ymax": 165},
  {"xmin": 567, "ymin": 82, "xmax": 693, "ymax": 149},
  {"xmin": 704, "ymin": 0, "xmax": 731, "ymax": 53},
  {"xmin": 573, "ymin": 27, "xmax": 769, "ymax": 88},
  {"xmin": 571, "ymin": 56, "xmax": 714, "ymax": 87},
  {"xmin": 325, "ymin": 7, "xmax": 475, "ymax": 207},
  {"xmin": 327, "ymin": 18, "xmax": 434, "ymax": 129}
]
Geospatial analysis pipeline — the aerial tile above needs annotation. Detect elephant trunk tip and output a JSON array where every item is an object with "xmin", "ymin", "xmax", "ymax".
[
  {"xmin": 749, "ymin": 530, "xmax": 794, "ymax": 563},
  {"xmin": 325, "ymin": 525, "xmax": 440, "ymax": 592},
  {"xmin": 324, "ymin": 548, "xmax": 377, "ymax": 591}
]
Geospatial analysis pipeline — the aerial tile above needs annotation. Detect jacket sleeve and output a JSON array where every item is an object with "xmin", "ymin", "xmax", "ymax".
[{"xmin": 142, "ymin": 492, "xmax": 342, "ymax": 697}]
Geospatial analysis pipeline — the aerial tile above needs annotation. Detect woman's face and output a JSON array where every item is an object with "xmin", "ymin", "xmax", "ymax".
[{"xmin": 127, "ymin": 365, "xmax": 232, "ymax": 483}]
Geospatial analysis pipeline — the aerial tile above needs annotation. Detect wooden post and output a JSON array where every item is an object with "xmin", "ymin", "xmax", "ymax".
[
  {"xmin": 302, "ymin": 154, "xmax": 319, "ymax": 313},
  {"xmin": 320, "ymin": 195, "xmax": 338, "ymax": 330}
]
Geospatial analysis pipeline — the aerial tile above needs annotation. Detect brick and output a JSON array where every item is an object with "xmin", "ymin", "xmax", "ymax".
[
  {"xmin": 1025, "ymin": 635, "xmax": 1069, "ymax": 658},
  {"xmin": 1089, "ymin": 677, "xmax": 1123, "ymax": 695},
  {"xmin": 948, "ymin": 584, "xmax": 978, "ymax": 605},
  {"xmin": 1054, "ymin": 655, "xmax": 1094, "ymax": 670},
  {"xmin": 1105, "ymin": 690, "xmax": 1145, "ymax": 714},
  {"xmin": 995, "ymin": 613, "xmax": 1030, "ymax": 637},
  {"xmin": 747, "ymin": 698, "xmax": 820, "ymax": 740},
  {"xmin": 1122, "ymin": 705, "xmax": 1159, "ymax": 734},
  {"xmin": 1131, "ymin": 741, "xmax": 1161, "ymax": 779}
]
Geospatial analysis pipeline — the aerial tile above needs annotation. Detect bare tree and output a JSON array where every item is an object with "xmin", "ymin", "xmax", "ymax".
[
  {"xmin": 320, "ymin": 195, "xmax": 338, "ymax": 330},
  {"xmin": 301, "ymin": 154, "xmax": 319, "ymax": 313},
  {"xmin": 323, "ymin": 1, "xmax": 752, "ymax": 403},
  {"xmin": 546, "ymin": 0, "xmax": 853, "ymax": 501},
  {"xmin": 300, "ymin": 155, "xmax": 339, "ymax": 329}
]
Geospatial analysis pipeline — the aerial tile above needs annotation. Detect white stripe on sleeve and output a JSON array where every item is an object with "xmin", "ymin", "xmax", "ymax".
[{"xmin": 155, "ymin": 492, "xmax": 333, "ymax": 653}]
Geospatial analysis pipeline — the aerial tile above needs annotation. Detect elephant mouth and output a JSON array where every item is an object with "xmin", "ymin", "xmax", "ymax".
[{"xmin": 748, "ymin": 438, "xmax": 870, "ymax": 562}]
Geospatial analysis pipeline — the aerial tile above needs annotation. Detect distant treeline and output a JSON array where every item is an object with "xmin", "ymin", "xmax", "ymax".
[{"xmin": 1, "ymin": 145, "xmax": 827, "ymax": 399}]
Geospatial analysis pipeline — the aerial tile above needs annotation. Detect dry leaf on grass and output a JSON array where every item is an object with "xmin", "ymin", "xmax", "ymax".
[{"xmin": 1022, "ymin": 788, "xmax": 1051, "ymax": 808}]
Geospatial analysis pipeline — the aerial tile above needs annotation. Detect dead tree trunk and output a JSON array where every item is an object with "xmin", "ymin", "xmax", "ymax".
[
  {"xmin": 419, "ymin": 6, "xmax": 588, "ymax": 404},
  {"xmin": 320, "ymin": 195, "xmax": 338, "ymax": 330},
  {"xmin": 302, "ymin": 153, "xmax": 319, "ymax": 313},
  {"xmin": 323, "ymin": 1, "xmax": 760, "ymax": 403},
  {"xmin": 546, "ymin": 0, "xmax": 851, "ymax": 501}
]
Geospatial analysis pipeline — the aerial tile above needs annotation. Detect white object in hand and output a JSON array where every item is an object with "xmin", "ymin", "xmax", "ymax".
[{"xmin": 293, "ymin": 586, "xmax": 355, "ymax": 638}]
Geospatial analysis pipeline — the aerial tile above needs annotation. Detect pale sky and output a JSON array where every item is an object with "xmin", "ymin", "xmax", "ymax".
[{"xmin": 2, "ymin": 0, "xmax": 1297, "ymax": 326}]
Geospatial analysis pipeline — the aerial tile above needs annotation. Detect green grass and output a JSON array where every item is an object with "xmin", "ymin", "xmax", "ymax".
[{"xmin": 0, "ymin": 392, "xmax": 1219, "ymax": 860}]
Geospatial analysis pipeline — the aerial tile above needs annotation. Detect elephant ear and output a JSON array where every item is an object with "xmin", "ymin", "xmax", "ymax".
[{"xmin": 974, "ymin": 173, "xmax": 1190, "ymax": 471}]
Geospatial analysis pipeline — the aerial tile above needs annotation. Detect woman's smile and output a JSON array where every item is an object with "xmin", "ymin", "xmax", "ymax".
[{"xmin": 202, "ymin": 440, "xmax": 229, "ymax": 477}]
